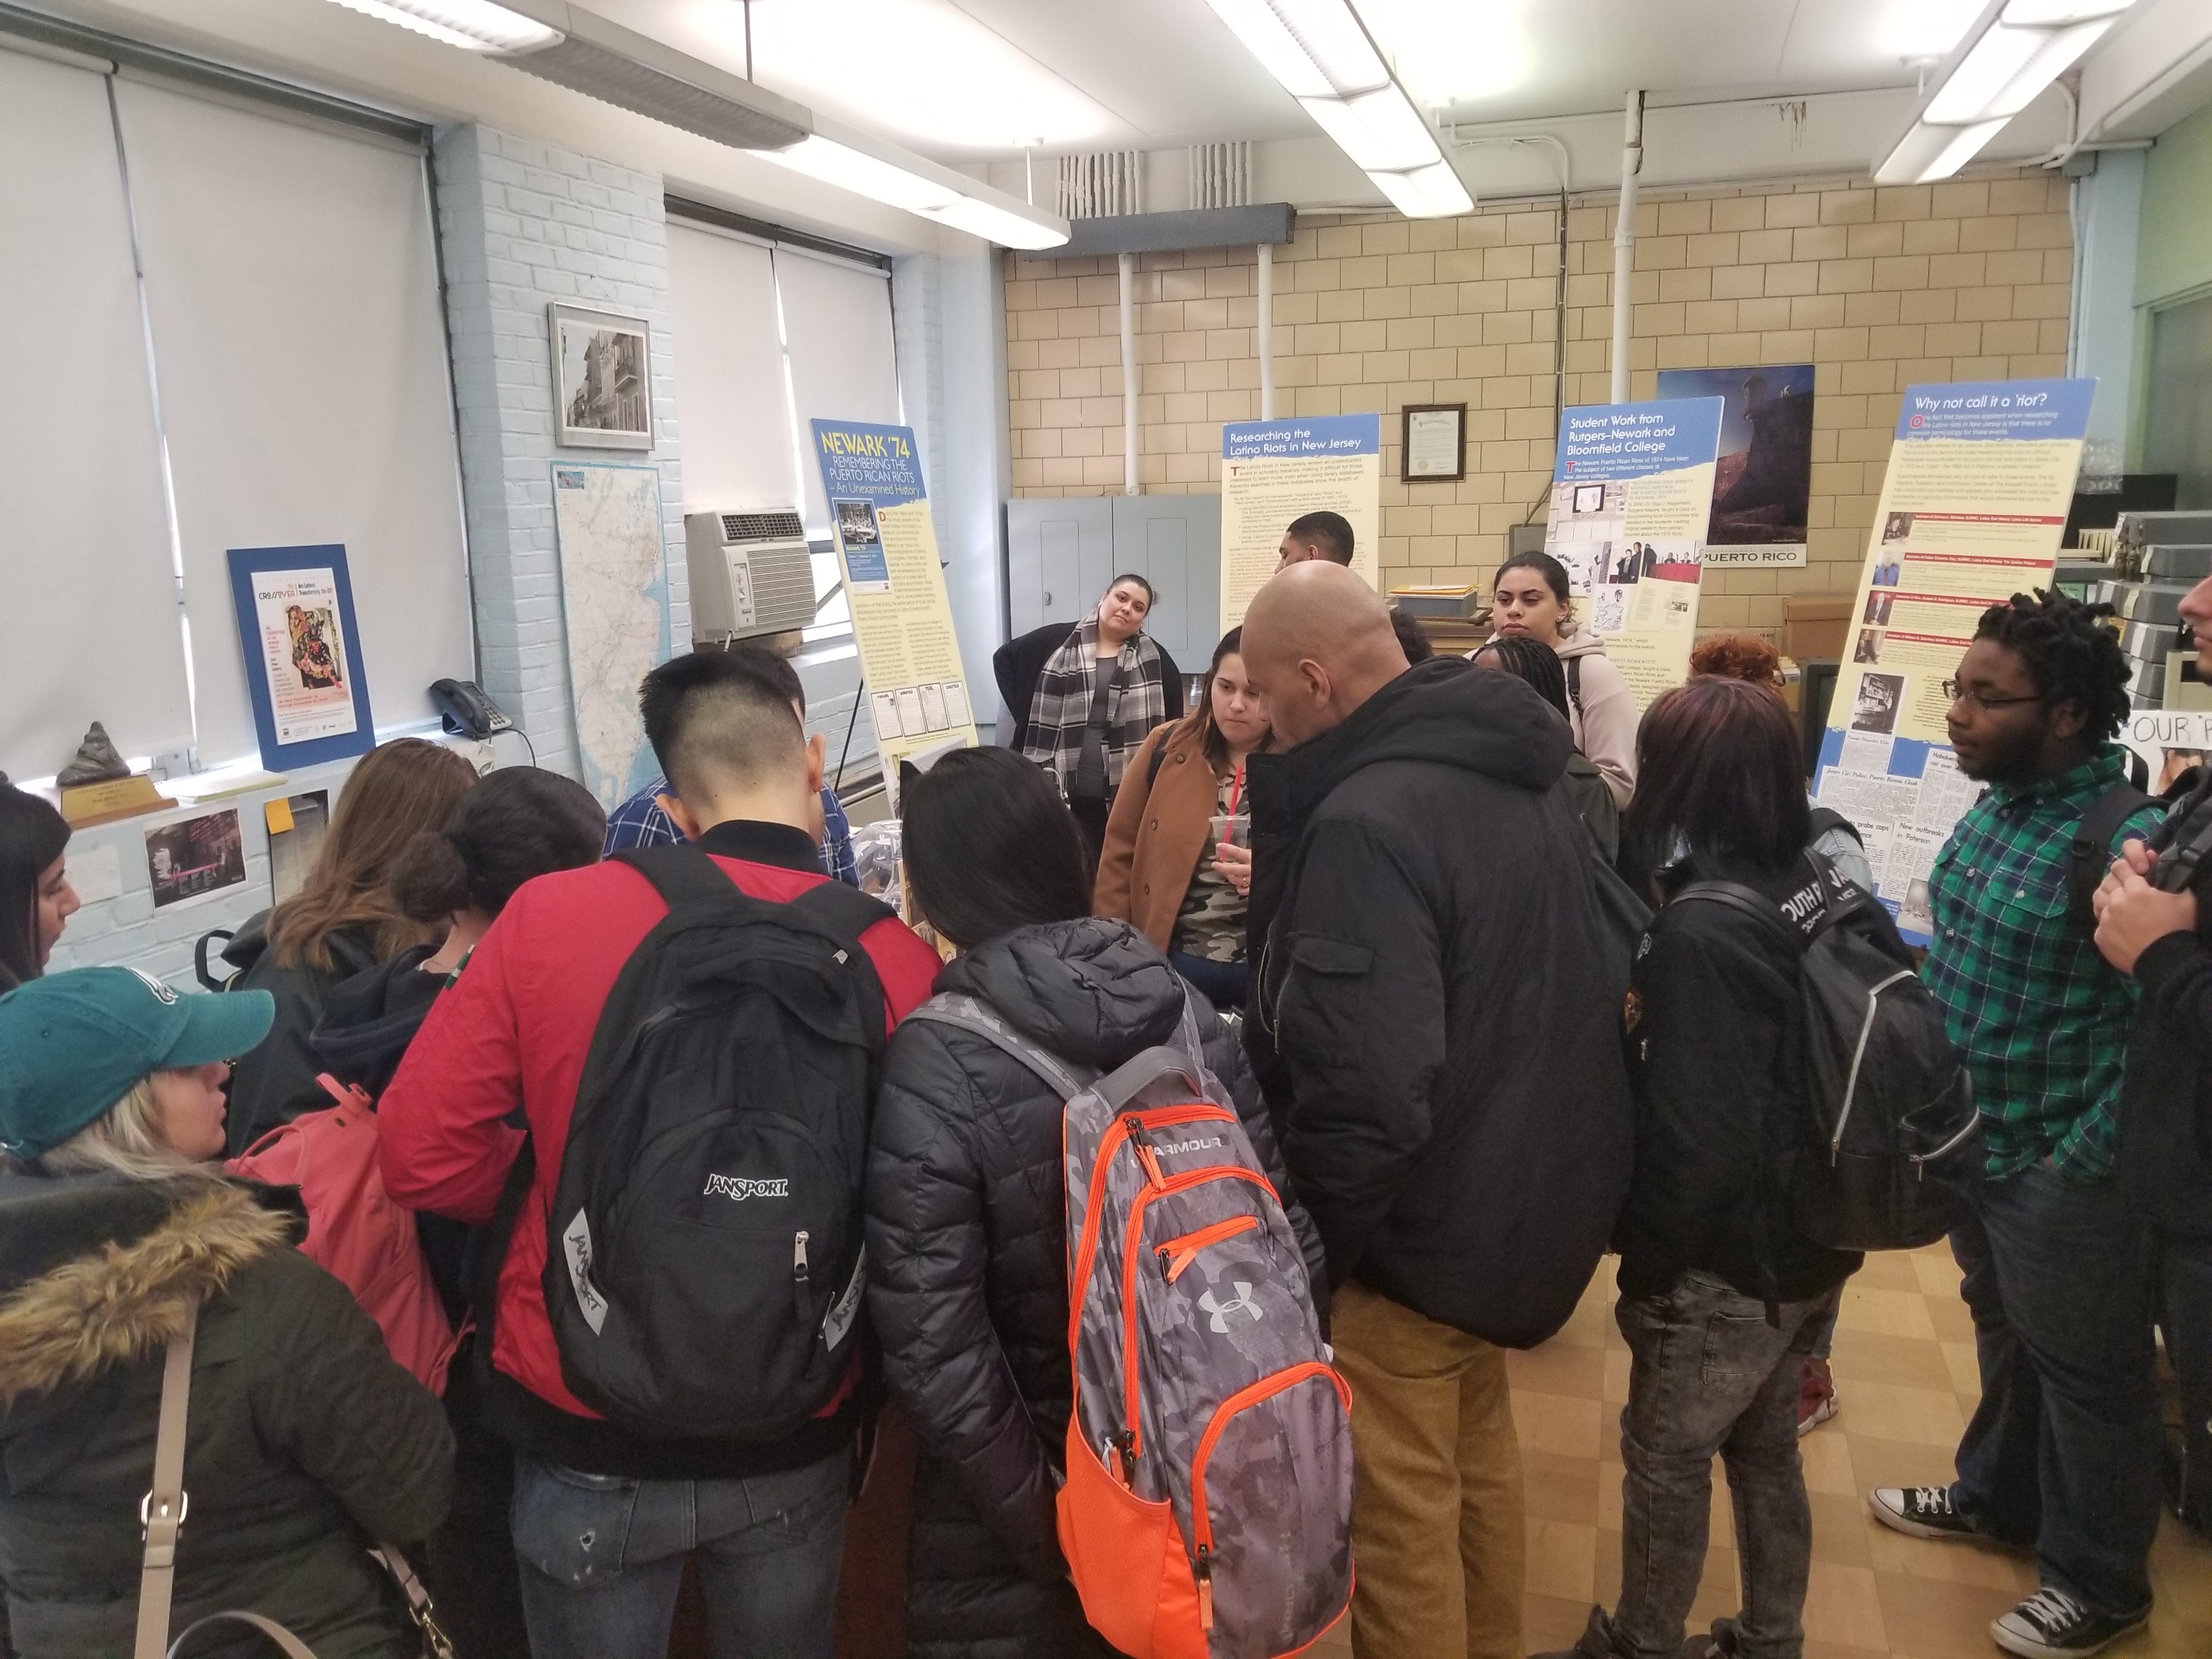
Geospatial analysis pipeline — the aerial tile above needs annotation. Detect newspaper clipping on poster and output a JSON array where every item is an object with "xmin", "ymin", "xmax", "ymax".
[
  {"xmin": 249, "ymin": 567, "xmax": 359, "ymax": 747},
  {"xmin": 1220, "ymin": 415, "xmax": 1381, "ymax": 636},
  {"xmin": 1812, "ymin": 378, "xmax": 2094, "ymax": 945},
  {"xmin": 1541, "ymin": 397, "xmax": 1725, "ymax": 708},
  {"xmin": 810, "ymin": 420, "xmax": 977, "ymax": 781}
]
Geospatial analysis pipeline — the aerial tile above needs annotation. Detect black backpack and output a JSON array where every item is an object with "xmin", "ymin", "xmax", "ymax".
[
  {"xmin": 1675, "ymin": 851, "xmax": 1979, "ymax": 1254},
  {"xmin": 526, "ymin": 844, "xmax": 894, "ymax": 1439}
]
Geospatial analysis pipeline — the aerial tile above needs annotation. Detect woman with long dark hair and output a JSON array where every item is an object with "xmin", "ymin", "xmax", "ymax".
[
  {"xmin": 865, "ymin": 747, "xmax": 1322, "ymax": 1659},
  {"xmin": 1487, "ymin": 552, "xmax": 1635, "ymax": 806},
  {"xmin": 219, "ymin": 738, "xmax": 479, "ymax": 1154},
  {"xmin": 1542, "ymin": 676, "xmax": 1879, "ymax": 1659},
  {"xmin": 1470, "ymin": 633, "xmax": 1620, "ymax": 862},
  {"xmin": 0, "ymin": 786, "xmax": 77, "ymax": 989},
  {"xmin": 1094, "ymin": 626, "xmax": 1269, "ymax": 1008}
]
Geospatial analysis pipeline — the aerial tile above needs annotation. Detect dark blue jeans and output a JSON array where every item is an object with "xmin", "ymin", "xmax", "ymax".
[
  {"xmin": 1167, "ymin": 950, "xmax": 1248, "ymax": 1011},
  {"xmin": 508, "ymin": 1446, "xmax": 850, "ymax": 1659},
  {"xmin": 1949, "ymin": 1160, "xmax": 2159, "ymax": 1619}
]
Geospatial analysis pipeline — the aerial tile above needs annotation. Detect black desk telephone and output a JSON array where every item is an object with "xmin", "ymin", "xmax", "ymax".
[{"xmin": 428, "ymin": 679, "xmax": 513, "ymax": 740}]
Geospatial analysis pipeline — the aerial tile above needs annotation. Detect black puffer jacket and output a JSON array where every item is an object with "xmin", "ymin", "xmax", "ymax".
[
  {"xmin": 865, "ymin": 919, "xmax": 1324, "ymax": 1659},
  {"xmin": 219, "ymin": 914, "xmax": 381, "ymax": 1156},
  {"xmin": 1245, "ymin": 655, "xmax": 1634, "ymax": 1348},
  {"xmin": 0, "ymin": 1173, "xmax": 453, "ymax": 1658}
]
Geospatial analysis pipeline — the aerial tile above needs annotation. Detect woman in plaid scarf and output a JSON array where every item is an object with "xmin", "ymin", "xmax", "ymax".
[{"xmin": 1019, "ymin": 575, "xmax": 1177, "ymax": 855}]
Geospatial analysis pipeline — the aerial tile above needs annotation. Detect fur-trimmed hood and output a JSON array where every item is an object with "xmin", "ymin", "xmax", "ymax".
[{"xmin": 0, "ymin": 1175, "xmax": 292, "ymax": 1407}]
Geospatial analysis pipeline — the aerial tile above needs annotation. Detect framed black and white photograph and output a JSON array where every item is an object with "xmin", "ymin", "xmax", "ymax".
[
  {"xmin": 1400, "ymin": 403, "xmax": 1465, "ymax": 481},
  {"xmin": 550, "ymin": 303, "xmax": 654, "ymax": 450}
]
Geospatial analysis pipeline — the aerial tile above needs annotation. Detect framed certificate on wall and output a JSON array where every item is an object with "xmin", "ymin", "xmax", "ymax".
[
  {"xmin": 225, "ymin": 544, "xmax": 375, "ymax": 772},
  {"xmin": 1402, "ymin": 403, "xmax": 1466, "ymax": 481}
]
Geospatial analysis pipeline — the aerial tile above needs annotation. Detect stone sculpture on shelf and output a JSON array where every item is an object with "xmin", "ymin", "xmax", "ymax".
[{"xmin": 56, "ymin": 723, "xmax": 131, "ymax": 787}]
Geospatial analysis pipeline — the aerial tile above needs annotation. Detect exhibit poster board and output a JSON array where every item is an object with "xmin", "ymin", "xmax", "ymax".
[
  {"xmin": 1811, "ymin": 377, "xmax": 2095, "ymax": 943},
  {"xmin": 1540, "ymin": 397, "xmax": 1725, "ymax": 708},
  {"xmin": 550, "ymin": 462, "xmax": 674, "ymax": 809},
  {"xmin": 225, "ymin": 544, "xmax": 375, "ymax": 773},
  {"xmin": 1220, "ymin": 414, "xmax": 1381, "ymax": 636},
  {"xmin": 809, "ymin": 420, "xmax": 977, "ymax": 782}
]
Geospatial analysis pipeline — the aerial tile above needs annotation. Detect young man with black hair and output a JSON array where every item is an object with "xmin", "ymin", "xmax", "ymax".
[
  {"xmin": 1867, "ymin": 592, "xmax": 2164, "ymax": 1659},
  {"xmin": 1276, "ymin": 509, "xmax": 1355, "ymax": 570},
  {"xmin": 380, "ymin": 651, "xmax": 942, "ymax": 1659},
  {"xmin": 602, "ymin": 643, "xmax": 860, "ymax": 885}
]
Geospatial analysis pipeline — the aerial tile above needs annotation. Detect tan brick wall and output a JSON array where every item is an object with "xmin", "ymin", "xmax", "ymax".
[{"xmin": 1004, "ymin": 168, "xmax": 2073, "ymax": 638}]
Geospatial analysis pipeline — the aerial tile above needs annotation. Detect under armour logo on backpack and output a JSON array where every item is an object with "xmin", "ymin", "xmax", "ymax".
[{"xmin": 1198, "ymin": 1283, "xmax": 1262, "ymax": 1333}]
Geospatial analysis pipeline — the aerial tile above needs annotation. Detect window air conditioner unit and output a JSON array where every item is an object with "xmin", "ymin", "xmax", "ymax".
[{"xmin": 684, "ymin": 509, "xmax": 817, "ymax": 644}]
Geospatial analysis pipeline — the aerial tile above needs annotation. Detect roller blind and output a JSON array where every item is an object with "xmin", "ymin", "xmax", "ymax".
[
  {"xmin": 667, "ymin": 221, "xmax": 803, "ymax": 515},
  {"xmin": 112, "ymin": 80, "xmax": 472, "ymax": 766},
  {"xmin": 0, "ymin": 49, "xmax": 193, "ymax": 782},
  {"xmin": 776, "ymin": 247, "xmax": 900, "ymax": 533}
]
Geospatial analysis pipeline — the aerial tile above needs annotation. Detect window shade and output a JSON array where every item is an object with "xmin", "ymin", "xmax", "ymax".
[
  {"xmin": 775, "ymin": 248, "xmax": 900, "ymax": 533},
  {"xmin": 112, "ymin": 80, "xmax": 472, "ymax": 766},
  {"xmin": 667, "ymin": 221, "xmax": 803, "ymax": 515},
  {"xmin": 0, "ymin": 49, "xmax": 193, "ymax": 781}
]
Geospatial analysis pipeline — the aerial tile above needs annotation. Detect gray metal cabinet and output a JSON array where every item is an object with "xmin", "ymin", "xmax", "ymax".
[{"xmin": 1005, "ymin": 494, "xmax": 1222, "ymax": 675}]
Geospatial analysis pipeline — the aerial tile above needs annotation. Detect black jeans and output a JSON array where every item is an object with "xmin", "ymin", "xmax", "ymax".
[
  {"xmin": 2154, "ymin": 1226, "xmax": 2212, "ymax": 1526},
  {"xmin": 1612, "ymin": 1272, "xmax": 1840, "ymax": 1659},
  {"xmin": 1949, "ymin": 1160, "xmax": 2160, "ymax": 1618}
]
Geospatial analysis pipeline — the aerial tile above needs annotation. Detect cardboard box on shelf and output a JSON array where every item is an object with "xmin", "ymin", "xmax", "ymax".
[{"xmin": 1781, "ymin": 597, "xmax": 1854, "ymax": 665}]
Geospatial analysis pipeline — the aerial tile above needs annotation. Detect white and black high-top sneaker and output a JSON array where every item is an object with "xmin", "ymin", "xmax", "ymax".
[
  {"xmin": 1990, "ymin": 1586, "xmax": 2149, "ymax": 1659},
  {"xmin": 1867, "ymin": 1484, "xmax": 1982, "ymax": 1540}
]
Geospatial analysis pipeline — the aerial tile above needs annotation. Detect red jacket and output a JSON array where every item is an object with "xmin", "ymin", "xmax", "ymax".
[{"xmin": 380, "ymin": 819, "xmax": 941, "ymax": 1476}]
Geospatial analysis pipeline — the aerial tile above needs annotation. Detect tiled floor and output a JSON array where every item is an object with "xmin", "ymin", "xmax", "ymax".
[{"xmin": 1313, "ymin": 1245, "xmax": 2211, "ymax": 1658}]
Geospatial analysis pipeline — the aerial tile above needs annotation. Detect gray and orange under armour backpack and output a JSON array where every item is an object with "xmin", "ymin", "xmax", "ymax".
[{"xmin": 912, "ymin": 991, "xmax": 1353, "ymax": 1659}]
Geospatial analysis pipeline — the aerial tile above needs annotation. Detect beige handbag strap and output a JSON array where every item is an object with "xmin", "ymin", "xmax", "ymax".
[
  {"xmin": 133, "ymin": 1319, "xmax": 445, "ymax": 1659},
  {"xmin": 133, "ymin": 1319, "xmax": 198, "ymax": 1659}
]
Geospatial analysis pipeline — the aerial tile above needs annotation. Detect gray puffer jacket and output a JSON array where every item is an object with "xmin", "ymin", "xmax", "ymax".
[
  {"xmin": 865, "ymin": 919, "xmax": 1324, "ymax": 1659},
  {"xmin": 0, "ymin": 1172, "xmax": 454, "ymax": 1659}
]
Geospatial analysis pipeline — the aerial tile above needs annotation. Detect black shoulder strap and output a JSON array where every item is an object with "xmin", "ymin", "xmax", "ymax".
[
  {"xmin": 1672, "ymin": 879, "xmax": 1807, "ymax": 953},
  {"xmin": 1565, "ymin": 654, "xmax": 1583, "ymax": 719},
  {"xmin": 2068, "ymin": 782, "xmax": 2156, "ymax": 928},
  {"xmin": 614, "ymin": 841, "xmax": 740, "ymax": 906},
  {"xmin": 1146, "ymin": 729, "xmax": 1170, "ymax": 793}
]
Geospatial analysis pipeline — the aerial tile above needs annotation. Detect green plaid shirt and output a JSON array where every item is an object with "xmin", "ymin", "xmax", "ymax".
[{"xmin": 1923, "ymin": 744, "xmax": 2162, "ymax": 1181}]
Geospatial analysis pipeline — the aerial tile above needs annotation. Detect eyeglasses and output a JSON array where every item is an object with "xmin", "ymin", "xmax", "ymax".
[{"xmin": 1940, "ymin": 679, "xmax": 2044, "ymax": 711}]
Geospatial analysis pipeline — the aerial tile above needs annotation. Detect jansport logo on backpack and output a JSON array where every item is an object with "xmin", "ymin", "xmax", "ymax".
[
  {"xmin": 910, "ymin": 991, "xmax": 1353, "ymax": 1659},
  {"xmin": 1677, "ymin": 851, "xmax": 1980, "ymax": 1252},
  {"xmin": 524, "ymin": 846, "xmax": 894, "ymax": 1440}
]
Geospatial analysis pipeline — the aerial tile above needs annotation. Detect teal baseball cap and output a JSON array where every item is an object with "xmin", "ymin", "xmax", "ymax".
[{"xmin": 0, "ymin": 967, "xmax": 275, "ymax": 1159}]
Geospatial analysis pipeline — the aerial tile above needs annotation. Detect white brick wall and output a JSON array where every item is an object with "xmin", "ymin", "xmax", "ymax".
[{"xmin": 433, "ymin": 123, "xmax": 689, "ymax": 780}]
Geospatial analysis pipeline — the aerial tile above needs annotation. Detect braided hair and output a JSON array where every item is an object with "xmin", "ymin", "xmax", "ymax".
[
  {"xmin": 1973, "ymin": 589, "xmax": 2131, "ymax": 743},
  {"xmin": 1473, "ymin": 633, "xmax": 1570, "ymax": 720}
]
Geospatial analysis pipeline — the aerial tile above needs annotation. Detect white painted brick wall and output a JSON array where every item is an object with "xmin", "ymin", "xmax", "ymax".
[{"xmin": 433, "ymin": 124, "xmax": 689, "ymax": 782}]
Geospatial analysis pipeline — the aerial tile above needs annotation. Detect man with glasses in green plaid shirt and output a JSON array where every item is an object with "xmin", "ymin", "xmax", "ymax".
[{"xmin": 1866, "ymin": 592, "xmax": 2164, "ymax": 1659}]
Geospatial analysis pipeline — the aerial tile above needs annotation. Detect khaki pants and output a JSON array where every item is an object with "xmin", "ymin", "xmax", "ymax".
[{"xmin": 1332, "ymin": 1280, "xmax": 1525, "ymax": 1659}]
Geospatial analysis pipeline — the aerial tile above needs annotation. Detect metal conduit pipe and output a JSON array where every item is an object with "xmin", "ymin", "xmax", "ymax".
[
  {"xmin": 1119, "ymin": 250, "xmax": 1138, "ymax": 495},
  {"xmin": 1257, "ymin": 241, "xmax": 1275, "ymax": 421},
  {"xmin": 1610, "ymin": 90, "xmax": 1644, "ymax": 406}
]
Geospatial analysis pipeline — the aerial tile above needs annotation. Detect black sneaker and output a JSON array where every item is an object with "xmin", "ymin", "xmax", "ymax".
[
  {"xmin": 1530, "ymin": 1605, "xmax": 1622, "ymax": 1659},
  {"xmin": 1868, "ymin": 1483, "xmax": 1980, "ymax": 1540},
  {"xmin": 1989, "ymin": 1587, "xmax": 2149, "ymax": 1659}
]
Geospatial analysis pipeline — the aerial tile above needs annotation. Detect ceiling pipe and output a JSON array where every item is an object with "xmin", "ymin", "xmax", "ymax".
[
  {"xmin": 1120, "ymin": 252, "xmax": 1140, "ymax": 495},
  {"xmin": 1611, "ymin": 90, "xmax": 1644, "ymax": 406},
  {"xmin": 1257, "ymin": 241, "xmax": 1276, "ymax": 421}
]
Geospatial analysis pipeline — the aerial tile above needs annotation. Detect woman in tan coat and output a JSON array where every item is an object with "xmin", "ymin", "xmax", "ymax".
[{"xmin": 1093, "ymin": 627, "xmax": 1270, "ymax": 1009}]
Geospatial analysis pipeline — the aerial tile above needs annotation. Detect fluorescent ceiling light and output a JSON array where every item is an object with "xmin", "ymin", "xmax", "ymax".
[
  {"xmin": 323, "ymin": 1, "xmax": 1064, "ymax": 244},
  {"xmin": 760, "ymin": 120, "xmax": 1070, "ymax": 249},
  {"xmin": 1346, "ymin": 0, "xmax": 1531, "ymax": 107},
  {"xmin": 1201, "ymin": 0, "xmax": 1472, "ymax": 217},
  {"xmin": 330, "ymin": 0, "xmax": 561, "ymax": 52},
  {"xmin": 1875, "ymin": 0, "xmax": 2140, "ymax": 182}
]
